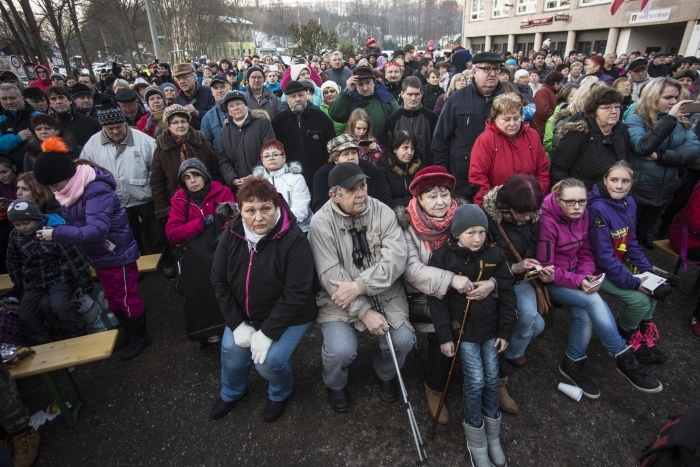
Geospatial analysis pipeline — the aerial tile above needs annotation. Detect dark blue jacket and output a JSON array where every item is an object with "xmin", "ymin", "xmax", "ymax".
[
  {"xmin": 174, "ymin": 83, "xmax": 216, "ymax": 130},
  {"xmin": 587, "ymin": 183, "xmax": 652, "ymax": 290},
  {"xmin": 52, "ymin": 167, "xmax": 141, "ymax": 270}
]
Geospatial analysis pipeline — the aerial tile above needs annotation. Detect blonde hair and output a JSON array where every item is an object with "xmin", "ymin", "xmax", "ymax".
[
  {"xmin": 634, "ymin": 77, "xmax": 689, "ymax": 129},
  {"xmin": 345, "ymin": 108, "xmax": 373, "ymax": 140},
  {"xmin": 489, "ymin": 94, "xmax": 523, "ymax": 121},
  {"xmin": 446, "ymin": 73, "xmax": 466, "ymax": 98},
  {"xmin": 551, "ymin": 177, "xmax": 586, "ymax": 196},
  {"xmin": 579, "ymin": 76, "xmax": 599, "ymax": 86},
  {"xmin": 568, "ymin": 81, "xmax": 605, "ymax": 114},
  {"xmin": 604, "ymin": 160, "xmax": 634, "ymax": 179}
]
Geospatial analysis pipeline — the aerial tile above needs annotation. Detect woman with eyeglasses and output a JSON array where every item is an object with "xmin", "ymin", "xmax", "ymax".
[
  {"xmin": 550, "ymin": 86, "xmax": 630, "ymax": 190},
  {"xmin": 537, "ymin": 178, "xmax": 662, "ymax": 399}
]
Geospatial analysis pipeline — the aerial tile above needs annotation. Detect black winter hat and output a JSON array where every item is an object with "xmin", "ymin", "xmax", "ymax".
[
  {"xmin": 104, "ymin": 74, "xmax": 118, "ymax": 88},
  {"xmin": 70, "ymin": 83, "xmax": 92, "ymax": 98},
  {"xmin": 393, "ymin": 49, "xmax": 405, "ymax": 59},
  {"xmin": 22, "ymin": 87, "xmax": 45, "ymax": 99},
  {"xmin": 246, "ymin": 66, "xmax": 264, "ymax": 82},
  {"xmin": 7, "ymin": 199, "xmax": 44, "ymax": 223},
  {"xmin": 33, "ymin": 153, "xmax": 77, "ymax": 186},
  {"xmin": 284, "ymin": 80, "xmax": 307, "ymax": 95},
  {"xmin": 114, "ymin": 88, "xmax": 139, "ymax": 102}
]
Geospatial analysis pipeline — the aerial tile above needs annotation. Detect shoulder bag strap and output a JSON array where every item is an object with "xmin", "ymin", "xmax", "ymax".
[{"xmin": 495, "ymin": 222, "xmax": 523, "ymax": 263}]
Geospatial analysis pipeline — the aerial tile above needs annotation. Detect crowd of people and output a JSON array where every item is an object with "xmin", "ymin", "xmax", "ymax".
[{"xmin": 1, "ymin": 36, "xmax": 700, "ymax": 467}]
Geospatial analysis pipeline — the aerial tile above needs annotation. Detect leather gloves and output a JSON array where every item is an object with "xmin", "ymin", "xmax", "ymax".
[
  {"xmin": 232, "ymin": 322, "xmax": 256, "ymax": 348},
  {"xmin": 251, "ymin": 330, "xmax": 273, "ymax": 365}
]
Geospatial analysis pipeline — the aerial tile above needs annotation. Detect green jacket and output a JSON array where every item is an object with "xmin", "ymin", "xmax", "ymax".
[
  {"xmin": 328, "ymin": 91, "xmax": 399, "ymax": 138},
  {"xmin": 320, "ymin": 102, "xmax": 346, "ymax": 136},
  {"xmin": 543, "ymin": 104, "xmax": 562, "ymax": 160}
]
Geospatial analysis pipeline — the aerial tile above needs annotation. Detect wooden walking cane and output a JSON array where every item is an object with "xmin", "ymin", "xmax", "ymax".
[{"xmin": 428, "ymin": 260, "xmax": 483, "ymax": 439}]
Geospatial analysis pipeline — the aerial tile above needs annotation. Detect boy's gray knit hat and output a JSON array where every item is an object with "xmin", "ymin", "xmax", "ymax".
[
  {"xmin": 7, "ymin": 199, "xmax": 44, "ymax": 222},
  {"xmin": 451, "ymin": 204, "xmax": 488, "ymax": 238}
]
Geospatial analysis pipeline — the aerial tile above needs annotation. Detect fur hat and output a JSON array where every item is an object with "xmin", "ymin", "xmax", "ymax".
[
  {"xmin": 22, "ymin": 87, "xmax": 45, "ymax": 100},
  {"xmin": 70, "ymin": 83, "xmax": 92, "ymax": 98},
  {"xmin": 284, "ymin": 80, "xmax": 307, "ymax": 95},
  {"xmin": 7, "ymin": 199, "xmax": 44, "ymax": 223},
  {"xmin": 163, "ymin": 104, "xmax": 191, "ymax": 125},
  {"xmin": 408, "ymin": 166, "xmax": 456, "ymax": 198},
  {"xmin": 172, "ymin": 63, "xmax": 195, "ymax": 78},
  {"xmin": 451, "ymin": 204, "xmax": 488, "ymax": 238}
]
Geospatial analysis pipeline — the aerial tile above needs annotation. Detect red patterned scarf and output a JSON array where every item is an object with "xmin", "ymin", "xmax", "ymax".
[{"xmin": 407, "ymin": 197, "xmax": 458, "ymax": 253}]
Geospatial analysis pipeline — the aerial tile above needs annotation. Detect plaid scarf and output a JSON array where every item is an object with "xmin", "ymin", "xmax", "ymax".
[
  {"xmin": 172, "ymin": 130, "xmax": 197, "ymax": 163},
  {"xmin": 407, "ymin": 197, "xmax": 458, "ymax": 253}
]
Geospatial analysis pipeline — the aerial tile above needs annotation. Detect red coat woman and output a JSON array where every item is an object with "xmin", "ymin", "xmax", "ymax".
[{"xmin": 531, "ymin": 71, "xmax": 564, "ymax": 138}]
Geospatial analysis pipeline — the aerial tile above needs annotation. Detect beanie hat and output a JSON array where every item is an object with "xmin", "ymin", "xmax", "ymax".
[
  {"xmin": 542, "ymin": 38, "xmax": 551, "ymax": 48},
  {"xmin": 97, "ymin": 104, "xmax": 127, "ymax": 126},
  {"xmin": 178, "ymin": 158, "xmax": 211, "ymax": 190},
  {"xmin": 70, "ymin": 83, "xmax": 92, "ymax": 98},
  {"xmin": 451, "ymin": 204, "xmax": 488, "ymax": 238},
  {"xmin": 246, "ymin": 66, "xmax": 264, "ymax": 82},
  {"xmin": 366, "ymin": 37, "xmax": 377, "ymax": 48},
  {"xmin": 514, "ymin": 69, "xmax": 530, "ymax": 80},
  {"xmin": 7, "ymin": 199, "xmax": 44, "ymax": 223},
  {"xmin": 163, "ymin": 104, "xmax": 191, "ymax": 125},
  {"xmin": 290, "ymin": 64, "xmax": 309, "ymax": 82},
  {"xmin": 392, "ymin": 49, "xmax": 405, "ymax": 60},
  {"xmin": 22, "ymin": 87, "xmax": 45, "ymax": 100},
  {"xmin": 506, "ymin": 59, "xmax": 517, "ymax": 67},
  {"xmin": 104, "ymin": 74, "xmax": 118, "ymax": 88},
  {"xmin": 321, "ymin": 80, "xmax": 340, "ymax": 96},
  {"xmin": 161, "ymin": 82, "xmax": 176, "ymax": 91},
  {"xmin": 144, "ymin": 85, "xmax": 165, "ymax": 104},
  {"xmin": 33, "ymin": 136, "xmax": 77, "ymax": 186},
  {"xmin": 50, "ymin": 72, "xmax": 65, "ymax": 82},
  {"xmin": 408, "ymin": 166, "xmax": 456, "ymax": 198},
  {"xmin": 222, "ymin": 90, "xmax": 247, "ymax": 109}
]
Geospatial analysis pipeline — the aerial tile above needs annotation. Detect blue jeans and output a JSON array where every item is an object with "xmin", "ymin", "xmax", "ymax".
[
  {"xmin": 460, "ymin": 339, "xmax": 500, "ymax": 428},
  {"xmin": 219, "ymin": 322, "xmax": 312, "ymax": 403},
  {"xmin": 504, "ymin": 281, "xmax": 545, "ymax": 360},
  {"xmin": 320, "ymin": 321, "xmax": 415, "ymax": 390},
  {"xmin": 547, "ymin": 285, "xmax": 626, "ymax": 360}
]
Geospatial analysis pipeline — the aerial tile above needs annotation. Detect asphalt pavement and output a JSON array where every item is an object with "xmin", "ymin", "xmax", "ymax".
[{"xmin": 16, "ymin": 248, "xmax": 700, "ymax": 467}]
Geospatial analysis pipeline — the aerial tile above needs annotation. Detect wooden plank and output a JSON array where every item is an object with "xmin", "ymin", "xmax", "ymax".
[
  {"xmin": 1, "ymin": 254, "xmax": 162, "ymax": 292},
  {"xmin": 653, "ymin": 240, "xmax": 679, "ymax": 258},
  {"xmin": 9, "ymin": 330, "xmax": 119, "ymax": 379}
]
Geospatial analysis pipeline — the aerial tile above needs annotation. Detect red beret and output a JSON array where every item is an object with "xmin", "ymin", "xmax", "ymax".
[{"xmin": 409, "ymin": 166, "xmax": 456, "ymax": 198}]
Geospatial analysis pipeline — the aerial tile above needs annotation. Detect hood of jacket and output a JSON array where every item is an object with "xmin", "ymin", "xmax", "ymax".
[
  {"xmin": 252, "ymin": 161, "xmax": 302, "ymax": 178},
  {"xmin": 31, "ymin": 65, "xmax": 52, "ymax": 86},
  {"xmin": 557, "ymin": 113, "xmax": 590, "ymax": 137},
  {"xmin": 482, "ymin": 185, "xmax": 541, "ymax": 226},
  {"xmin": 93, "ymin": 166, "xmax": 117, "ymax": 191},
  {"xmin": 156, "ymin": 128, "xmax": 207, "ymax": 151},
  {"xmin": 541, "ymin": 191, "xmax": 585, "ymax": 225}
]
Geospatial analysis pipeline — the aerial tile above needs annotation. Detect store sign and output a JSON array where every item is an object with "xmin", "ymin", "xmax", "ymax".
[
  {"xmin": 630, "ymin": 8, "xmax": 671, "ymax": 24},
  {"xmin": 554, "ymin": 13, "xmax": 570, "ymax": 21},
  {"xmin": 520, "ymin": 17, "xmax": 553, "ymax": 28}
]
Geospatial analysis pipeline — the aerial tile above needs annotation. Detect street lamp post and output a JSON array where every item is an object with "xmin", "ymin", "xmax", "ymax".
[{"xmin": 144, "ymin": 0, "xmax": 161, "ymax": 60}]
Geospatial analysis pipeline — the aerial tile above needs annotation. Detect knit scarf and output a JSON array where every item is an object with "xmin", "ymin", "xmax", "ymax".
[
  {"xmin": 54, "ymin": 165, "xmax": 97, "ymax": 207},
  {"xmin": 172, "ymin": 130, "xmax": 197, "ymax": 163},
  {"xmin": 187, "ymin": 182, "xmax": 211, "ymax": 207},
  {"xmin": 350, "ymin": 80, "xmax": 395, "ymax": 107},
  {"xmin": 407, "ymin": 197, "xmax": 458, "ymax": 253}
]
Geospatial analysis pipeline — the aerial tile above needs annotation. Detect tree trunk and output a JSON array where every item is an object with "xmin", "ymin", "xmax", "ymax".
[
  {"xmin": 17, "ymin": 0, "xmax": 49, "ymax": 65},
  {"xmin": 2, "ymin": 0, "xmax": 40, "ymax": 62},
  {"xmin": 42, "ymin": 0, "xmax": 72, "ymax": 75},
  {"xmin": 0, "ymin": 2, "xmax": 33, "ymax": 61},
  {"xmin": 67, "ymin": 0, "xmax": 94, "ymax": 77}
]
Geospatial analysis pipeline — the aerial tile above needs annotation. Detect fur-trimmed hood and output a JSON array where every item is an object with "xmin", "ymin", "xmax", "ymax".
[
  {"xmin": 482, "ymin": 185, "xmax": 540, "ymax": 226},
  {"xmin": 380, "ymin": 151, "xmax": 422, "ymax": 178},
  {"xmin": 557, "ymin": 112, "xmax": 589, "ymax": 138},
  {"xmin": 394, "ymin": 197, "xmax": 468, "ymax": 230},
  {"xmin": 252, "ymin": 161, "xmax": 303, "ymax": 178},
  {"xmin": 156, "ymin": 128, "xmax": 208, "ymax": 151},
  {"xmin": 216, "ymin": 200, "xmax": 239, "ymax": 218}
]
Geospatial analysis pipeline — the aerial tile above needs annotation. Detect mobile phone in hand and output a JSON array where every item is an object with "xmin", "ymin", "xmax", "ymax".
[
  {"xmin": 684, "ymin": 102, "xmax": 700, "ymax": 113},
  {"xmin": 358, "ymin": 140, "xmax": 372, "ymax": 147},
  {"xmin": 588, "ymin": 273, "xmax": 605, "ymax": 288}
]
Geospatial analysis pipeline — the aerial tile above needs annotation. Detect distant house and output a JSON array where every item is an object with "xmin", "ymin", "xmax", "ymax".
[{"xmin": 210, "ymin": 17, "xmax": 256, "ymax": 58}]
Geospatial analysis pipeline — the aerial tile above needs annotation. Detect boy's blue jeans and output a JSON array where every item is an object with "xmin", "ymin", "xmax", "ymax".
[{"xmin": 460, "ymin": 338, "xmax": 500, "ymax": 428}]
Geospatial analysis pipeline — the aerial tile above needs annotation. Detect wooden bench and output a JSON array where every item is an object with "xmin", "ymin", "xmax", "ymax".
[
  {"xmin": 9, "ymin": 330, "xmax": 119, "ymax": 427},
  {"xmin": 653, "ymin": 240, "xmax": 700, "ymax": 298},
  {"xmin": 0, "ymin": 253, "xmax": 162, "ymax": 293}
]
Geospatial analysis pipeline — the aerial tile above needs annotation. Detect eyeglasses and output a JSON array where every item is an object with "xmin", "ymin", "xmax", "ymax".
[
  {"xmin": 475, "ymin": 66, "xmax": 499, "ymax": 75},
  {"xmin": 262, "ymin": 152, "xmax": 283, "ymax": 159},
  {"xmin": 558, "ymin": 198, "xmax": 588, "ymax": 206},
  {"xmin": 599, "ymin": 105, "xmax": 621, "ymax": 113}
]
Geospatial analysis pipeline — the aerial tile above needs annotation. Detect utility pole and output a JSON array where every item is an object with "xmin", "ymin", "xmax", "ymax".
[{"xmin": 144, "ymin": 0, "xmax": 161, "ymax": 60}]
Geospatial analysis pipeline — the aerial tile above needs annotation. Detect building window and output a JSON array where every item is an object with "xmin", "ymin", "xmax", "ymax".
[
  {"xmin": 517, "ymin": 0, "xmax": 537, "ymax": 15},
  {"xmin": 579, "ymin": 0, "xmax": 610, "ymax": 6},
  {"xmin": 544, "ymin": 0, "xmax": 570, "ymax": 11},
  {"xmin": 492, "ymin": 0, "xmax": 509, "ymax": 18},
  {"xmin": 471, "ymin": 0, "xmax": 484, "ymax": 21}
]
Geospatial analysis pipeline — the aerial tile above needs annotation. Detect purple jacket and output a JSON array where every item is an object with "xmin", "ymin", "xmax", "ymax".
[
  {"xmin": 587, "ymin": 183, "xmax": 652, "ymax": 290},
  {"xmin": 536, "ymin": 192, "xmax": 595, "ymax": 289},
  {"xmin": 52, "ymin": 167, "xmax": 140, "ymax": 270}
]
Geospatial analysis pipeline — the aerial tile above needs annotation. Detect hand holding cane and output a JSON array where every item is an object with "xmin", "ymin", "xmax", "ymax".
[{"xmin": 428, "ymin": 260, "xmax": 484, "ymax": 439}]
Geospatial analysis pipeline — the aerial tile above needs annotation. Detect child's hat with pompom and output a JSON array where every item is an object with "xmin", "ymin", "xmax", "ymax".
[{"xmin": 33, "ymin": 136, "xmax": 76, "ymax": 186}]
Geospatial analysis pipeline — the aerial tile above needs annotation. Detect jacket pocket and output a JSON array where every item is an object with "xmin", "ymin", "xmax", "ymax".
[{"xmin": 128, "ymin": 151, "xmax": 149, "ymax": 184}]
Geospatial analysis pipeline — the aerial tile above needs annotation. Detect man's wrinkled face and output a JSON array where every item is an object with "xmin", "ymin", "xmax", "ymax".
[
  {"xmin": 357, "ymin": 78, "xmax": 374, "ymax": 97},
  {"xmin": 118, "ymin": 100, "xmax": 139, "ymax": 118}
]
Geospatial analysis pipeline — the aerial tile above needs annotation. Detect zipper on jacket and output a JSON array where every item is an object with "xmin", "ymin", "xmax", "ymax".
[{"xmin": 245, "ymin": 250, "xmax": 254, "ymax": 319}]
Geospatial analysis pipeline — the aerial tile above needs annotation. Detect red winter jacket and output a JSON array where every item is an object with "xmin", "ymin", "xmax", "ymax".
[
  {"xmin": 165, "ymin": 181, "xmax": 235, "ymax": 244},
  {"xmin": 469, "ymin": 121, "xmax": 550, "ymax": 206},
  {"xmin": 669, "ymin": 181, "xmax": 700, "ymax": 254},
  {"xmin": 29, "ymin": 65, "xmax": 52, "ymax": 91},
  {"xmin": 532, "ymin": 83, "xmax": 557, "ymax": 138}
]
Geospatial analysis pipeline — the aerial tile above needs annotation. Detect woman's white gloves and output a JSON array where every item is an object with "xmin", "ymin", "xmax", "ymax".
[
  {"xmin": 251, "ymin": 331, "xmax": 273, "ymax": 365},
  {"xmin": 233, "ymin": 322, "xmax": 256, "ymax": 348}
]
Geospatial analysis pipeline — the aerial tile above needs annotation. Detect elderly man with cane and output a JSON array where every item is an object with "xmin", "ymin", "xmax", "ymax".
[{"xmin": 308, "ymin": 162, "xmax": 427, "ymax": 462}]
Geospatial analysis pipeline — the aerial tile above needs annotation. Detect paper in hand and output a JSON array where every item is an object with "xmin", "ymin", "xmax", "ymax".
[{"xmin": 634, "ymin": 272, "xmax": 666, "ymax": 291}]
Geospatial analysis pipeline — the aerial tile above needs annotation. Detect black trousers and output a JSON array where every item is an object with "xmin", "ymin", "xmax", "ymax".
[
  {"xmin": 126, "ymin": 202, "xmax": 174, "ymax": 269},
  {"xmin": 636, "ymin": 205, "xmax": 665, "ymax": 243}
]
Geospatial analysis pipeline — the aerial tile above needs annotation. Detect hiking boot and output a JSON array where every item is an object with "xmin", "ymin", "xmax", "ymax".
[
  {"xmin": 640, "ymin": 320, "xmax": 666, "ymax": 363},
  {"xmin": 691, "ymin": 315, "xmax": 700, "ymax": 340},
  {"xmin": 463, "ymin": 420, "xmax": 492, "ymax": 467},
  {"xmin": 483, "ymin": 414, "xmax": 507, "ymax": 467},
  {"xmin": 425, "ymin": 383, "xmax": 449, "ymax": 425},
  {"xmin": 112, "ymin": 310, "xmax": 130, "ymax": 351},
  {"xmin": 379, "ymin": 377, "xmax": 398, "ymax": 403},
  {"xmin": 498, "ymin": 377, "xmax": 519, "ymax": 413},
  {"xmin": 121, "ymin": 314, "xmax": 153, "ymax": 360},
  {"xmin": 505, "ymin": 356, "xmax": 526, "ymax": 368},
  {"xmin": 327, "ymin": 387, "xmax": 350, "ymax": 412},
  {"xmin": 559, "ymin": 355, "xmax": 600, "ymax": 399},
  {"xmin": 263, "ymin": 398, "xmax": 287, "ymax": 422},
  {"xmin": 617, "ymin": 321, "xmax": 654, "ymax": 364},
  {"xmin": 614, "ymin": 346, "xmax": 663, "ymax": 393},
  {"xmin": 11, "ymin": 428, "xmax": 40, "ymax": 467}
]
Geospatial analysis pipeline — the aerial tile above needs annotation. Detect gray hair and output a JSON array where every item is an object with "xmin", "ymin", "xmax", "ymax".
[
  {"xmin": 329, "ymin": 185, "xmax": 342, "ymax": 197},
  {"xmin": 331, "ymin": 51, "xmax": 343, "ymax": 59},
  {"xmin": 0, "ymin": 84, "xmax": 22, "ymax": 97}
]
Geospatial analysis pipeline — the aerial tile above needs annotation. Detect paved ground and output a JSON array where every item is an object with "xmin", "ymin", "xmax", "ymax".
[{"xmin": 14, "ymin": 249, "xmax": 700, "ymax": 467}]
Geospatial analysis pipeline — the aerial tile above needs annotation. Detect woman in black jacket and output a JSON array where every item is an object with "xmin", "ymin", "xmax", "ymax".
[
  {"xmin": 550, "ymin": 86, "xmax": 630, "ymax": 190},
  {"xmin": 209, "ymin": 177, "xmax": 317, "ymax": 423},
  {"xmin": 377, "ymin": 131, "xmax": 422, "ymax": 208}
]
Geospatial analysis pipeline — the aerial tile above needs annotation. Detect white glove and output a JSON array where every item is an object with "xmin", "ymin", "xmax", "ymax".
[
  {"xmin": 232, "ymin": 322, "xmax": 256, "ymax": 348},
  {"xmin": 250, "ymin": 330, "xmax": 273, "ymax": 365}
]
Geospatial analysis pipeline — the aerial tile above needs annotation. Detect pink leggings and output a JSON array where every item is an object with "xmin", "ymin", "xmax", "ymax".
[{"xmin": 94, "ymin": 262, "xmax": 144, "ymax": 317}]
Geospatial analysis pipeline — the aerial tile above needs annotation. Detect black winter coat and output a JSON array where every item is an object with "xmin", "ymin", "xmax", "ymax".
[
  {"xmin": 432, "ymin": 82, "xmax": 505, "ymax": 198},
  {"xmin": 174, "ymin": 83, "xmax": 217, "ymax": 130},
  {"xmin": 271, "ymin": 106, "xmax": 336, "ymax": 193},
  {"xmin": 427, "ymin": 238, "xmax": 516, "ymax": 345},
  {"xmin": 218, "ymin": 109, "xmax": 276, "ymax": 185},
  {"xmin": 55, "ymin": 110, "xmax": 102, "ymax": 147},
  {"xmin": 421, "ymin": 84, "xmax": 444, "ymax": 120},
  {"xmin": 210, "ymin": 198, "xmax": 318, "ymax": 341},
  {"xmin": 377, "ymin": 152, "xmax": 422, "ymax": 208},
  {"xmin": 550, "ymin": 113, "xmax": 630, "ymax": 190},
  {"xmin": 383, "ymin": 106, "xmax": 438, "ymax": 166}
]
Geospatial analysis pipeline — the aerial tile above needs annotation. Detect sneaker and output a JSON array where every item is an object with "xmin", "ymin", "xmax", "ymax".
[
  {"xmin": 162, "ymin": 266, "xmax": 177, "ymax": 279},
  {"xmin": 691, "ymin": 315, "xmax": 700, "ymax": 340},
  {"xmin": 640, "ymin": 320, "xmax": 666, "ymax": 363},
  {"xmin": 11, "ymin": 428, "xmax": 40, "ymax": 467},
  {"xmin": 614, "ymin": 347, "xmax": 663, "ymax": 393},
  {"xmin": 559, "ymin": 355, "xmax": 600, "ymax": 399}
]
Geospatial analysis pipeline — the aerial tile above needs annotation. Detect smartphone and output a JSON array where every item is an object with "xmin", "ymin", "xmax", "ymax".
[
  {"xmin": 588, "ymin": 273, "xmax": 606, "ymax": 288},
  {"xmin": 358, "ymin": 140, "xmax": 373, "ymax": 147},
  {"xmin": 684, "ymin": 102, "xmax": 700, "ymax": 113},
  {"xmin": 269, "ymin": 64, "xmax": 278, "ymax": 72}
]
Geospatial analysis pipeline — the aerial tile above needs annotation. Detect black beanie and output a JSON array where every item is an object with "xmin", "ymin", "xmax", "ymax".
[{"xmin": 33, "ymin": 153, "xmax": 77, "ymax": 186}]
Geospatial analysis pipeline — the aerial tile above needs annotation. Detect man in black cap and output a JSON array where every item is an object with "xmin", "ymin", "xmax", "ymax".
[
  {"xmin": 648, "ymin": 52, "xmax": 670, "ymax": 78},
  {"xmin": 627, "ymin": 58, "xmax": 652, "ymax": 102},
  {"xmin": 245, "ymin": 66, "xmax": 280, "ymax": 120},
  {"xmin": 46, "ymin": 86, "xmax": 101, "ymax": 146},
  {"xmin": 271, "ymin": 80, "xmax": 336, "ymax": 193},
  {"xmin": 0, "ymin": 71, "xmax": 22, "ymax": 90},
  {"xmin": 432, "ymin": 51, "xmax": 505, "ymax": 200},
  {"xmin": 22, "ymin": 87, "xmax": 48, "ymax": 113},
  {"xmin": 114, "ymin": 88, "xmax": 146, "ymax": 127},
  {"xmin": 308, "ymin": 161, "xmax": 414, "ymax": 412},
  {"xmin": 201, "ymin": 76, "xmax": 231, "ymax": 153},
  {"xmin": 71, "ymin": 83, "xmax": 98, "ymax": 121},
  {"xmin": 77, "ymin": 74, "xmax": 105, "ymax": 105}
]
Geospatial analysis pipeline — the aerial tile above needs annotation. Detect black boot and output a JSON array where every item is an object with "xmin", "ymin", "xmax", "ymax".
[
  {"xmin": 120, "ymin": 314, "xmax": 153, "ymax": 360},
  {"xmin": 112, "ymin": 311, "xmax": 130, "ymax": 351},
  {"xmin": 614, "ymin": 346, "xmax": 662, "ymax": 393},
  {"xmin": 639, "ymin": 319, "xmax": 666, "ymax": 363},
  {"xmin": 559, "ymin": 354, "xmax": 600, "ymax": 399},
  {"xmin": 616, "ymin": 320, "xmax": 654, "ymax": 364}
]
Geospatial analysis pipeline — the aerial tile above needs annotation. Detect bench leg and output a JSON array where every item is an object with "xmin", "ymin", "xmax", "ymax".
[
  {"xmin": 692, "ymin": 275, "xmax": 700, "ymax": 300},
  {"xmin": 41, "ymin": 371, "xmax": 83, "ymax": 428},
  {"xmin": 674, "ymin": 259, "xmax": 682, "ymax": 276}
]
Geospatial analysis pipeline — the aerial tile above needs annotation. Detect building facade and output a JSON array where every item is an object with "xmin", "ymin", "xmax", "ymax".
[{"xmin": 461, "ymin": 0, "xmax": 700, "ymax": 57}]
